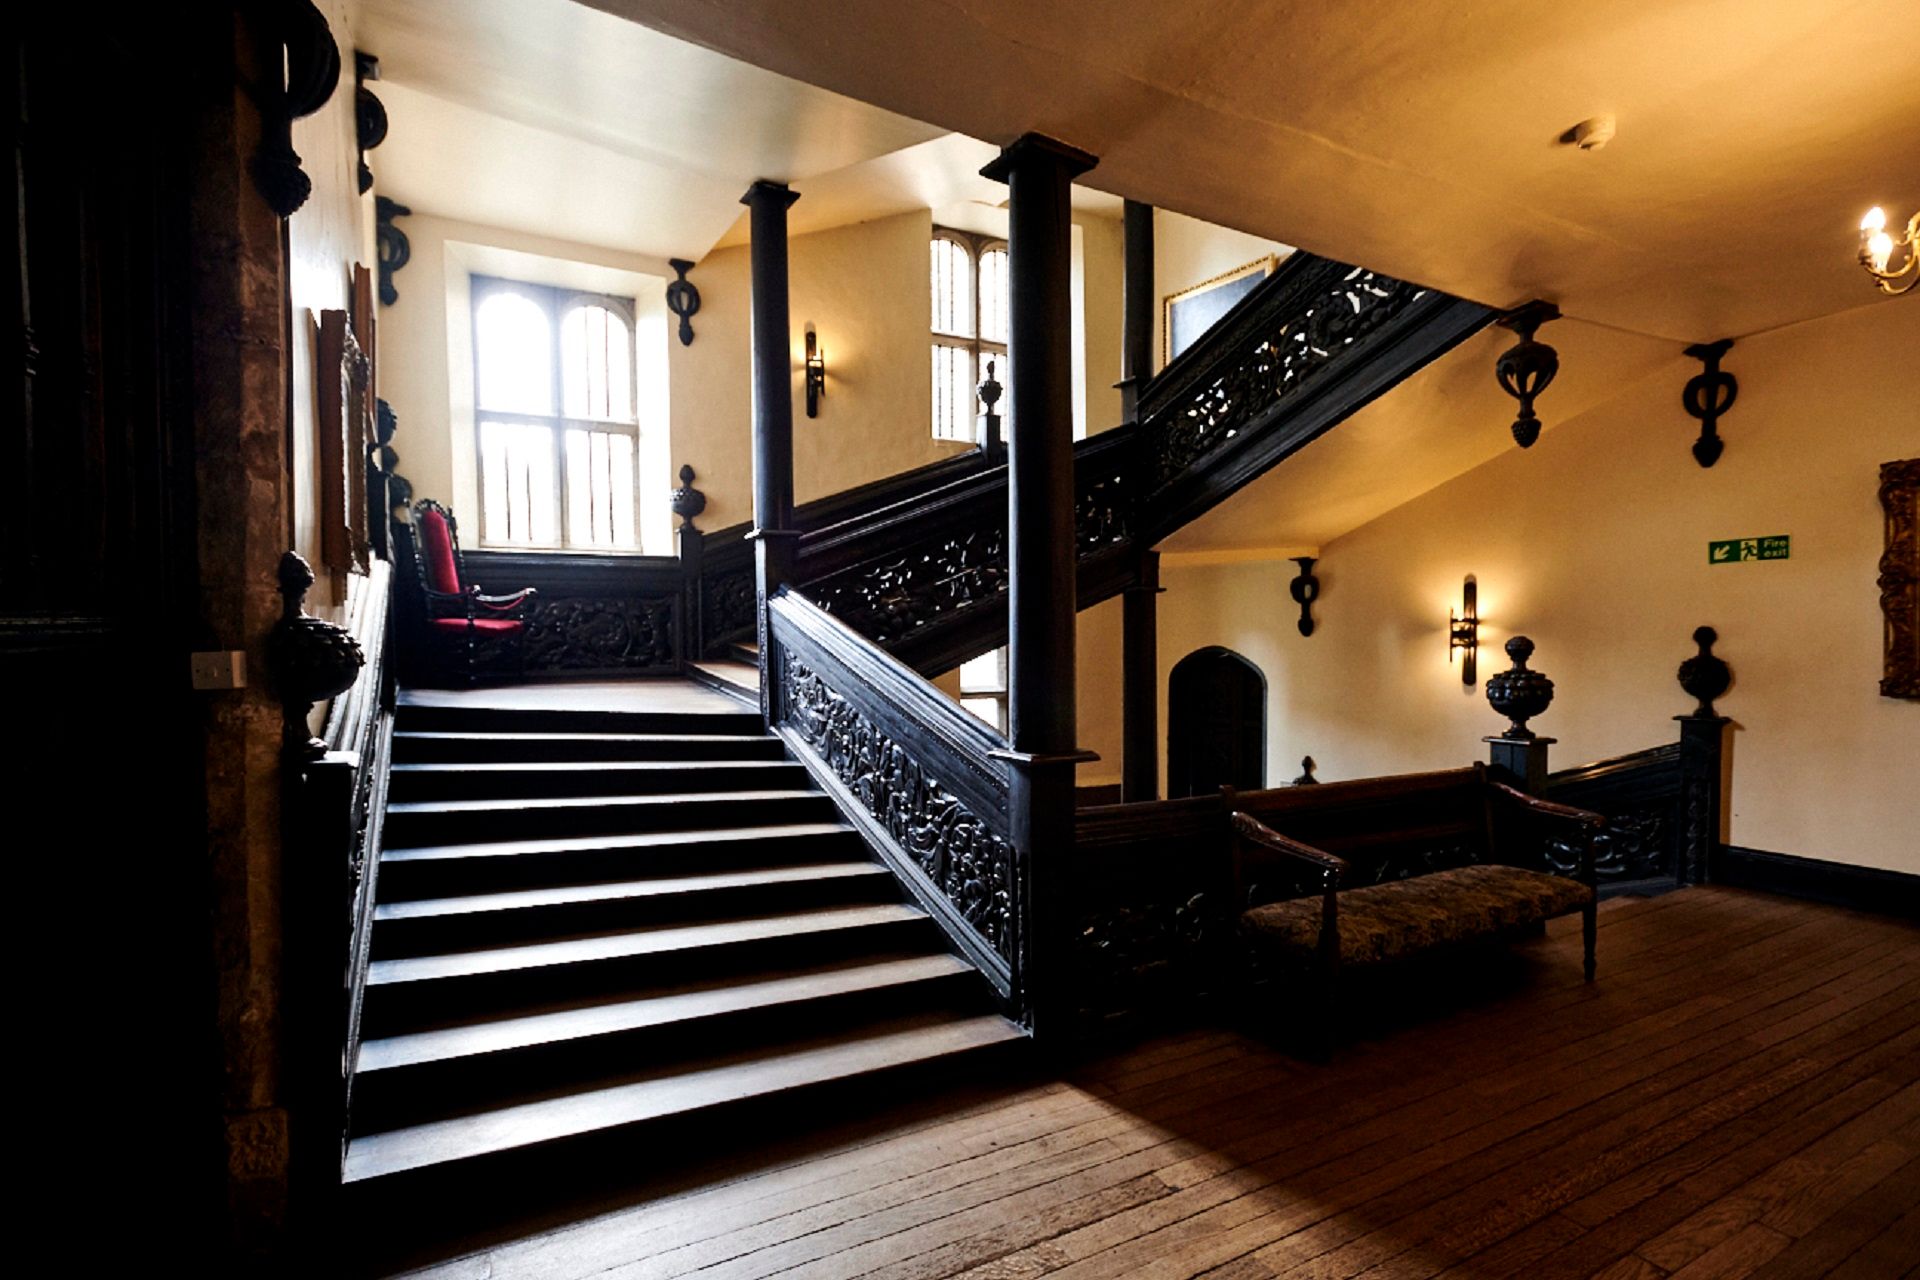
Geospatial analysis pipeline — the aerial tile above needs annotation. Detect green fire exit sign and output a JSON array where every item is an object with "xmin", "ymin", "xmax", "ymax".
[{"xmin": 1709, "ymin": 535, "xmax": 1790, "ymax": 564}]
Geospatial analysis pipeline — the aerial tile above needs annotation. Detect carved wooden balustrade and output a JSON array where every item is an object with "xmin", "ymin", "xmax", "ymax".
[
  {"xmin": 691, "ymin": 249, "xmax": 1491, "ymax": 673},
  {"xmin": 766, "ymin": 589, "xmax": 1027, "ymax": 1016},
  {"xmin": 1544, "ymin": 741, "xmax": 1721, "ymax": 890}
]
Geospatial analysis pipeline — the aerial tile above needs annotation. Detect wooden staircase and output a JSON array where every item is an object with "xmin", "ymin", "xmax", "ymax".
[{"xmin": 344, "ymin": 687, "xmax": 1022, "ymax": 1189}]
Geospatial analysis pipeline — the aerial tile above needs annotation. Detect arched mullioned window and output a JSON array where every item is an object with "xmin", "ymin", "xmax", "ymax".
[
  {"xmin": 930, "ymin": 229, "xmax": 1010, "ymax": 442},
  {"xmin": 472, "ymin": 276, "xmax": 642, "ymax": 549}
]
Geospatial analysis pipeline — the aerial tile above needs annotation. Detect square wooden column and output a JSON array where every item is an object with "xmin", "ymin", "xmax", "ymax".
[
  {"xmin": 742, "ymin": 179, "xmax": 800, "ymax": 722},
  {"xmin": 982, "ymin": 133, "xmax": 1098, "ymax": 1037}
]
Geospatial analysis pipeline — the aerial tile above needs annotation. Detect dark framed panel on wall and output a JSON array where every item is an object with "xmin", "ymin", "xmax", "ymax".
[
  {"xmin": 1163, "ymin": 255, "xmax": 1276, "ymax": 365},
  {"xmin": 1881, "ymin": 457, "xmax": 1918, "ymax": 699}
]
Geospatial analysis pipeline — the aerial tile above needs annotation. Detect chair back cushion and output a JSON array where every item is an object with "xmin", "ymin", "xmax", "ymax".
[{"xmin": 418, "ymin": 507, "xmax": 462, "ymax": 595}]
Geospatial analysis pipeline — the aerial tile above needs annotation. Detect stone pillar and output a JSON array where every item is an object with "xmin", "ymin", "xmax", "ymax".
[
  {"xmin": 1121, "ymin": 547, "xmax": 1161, "ymax": 802},
  {"xmin": 1117, "ymin": 199, "xmax": 1154, "ymax": 421},
  {"xmin": 981, "ymin": 133, "xmax": 1098, "ymax": 1038},
  {"xmin": 742, "ymin": 180, "xmax": 800, "ymax": 720}
]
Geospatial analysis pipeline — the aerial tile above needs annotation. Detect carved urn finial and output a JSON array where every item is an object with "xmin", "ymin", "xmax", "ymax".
[
  {"xmin": 1677, "ymin": 625, "xmax": 1732, "ymax": 718},
  {"xmin": 1494, "ymin": 301, "xmax": 1561, "ymax": 448},
  {"xmin": 670, "ymin": 464, "xmax": 707, "ymax": 529},
  {"xmin": 979, "ymin": 360, "xmax": 1003, "ymax": 414},
  {"xmin": 267, "ymin": 551, "xmax": 364, "ymax": 759},
  {"xmin": 1485, "ymin": 635, "xmax": 1555, "ymax": 739},
  {"xmin": 1292, "ymin": 756, "xmax": 1319, "ymax": 786}
]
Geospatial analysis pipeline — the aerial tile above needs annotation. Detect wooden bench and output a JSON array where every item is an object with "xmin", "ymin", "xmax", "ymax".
[{"xmin": 1226, "ymin": 764, "xmax": 1604, "ymax": 1053}]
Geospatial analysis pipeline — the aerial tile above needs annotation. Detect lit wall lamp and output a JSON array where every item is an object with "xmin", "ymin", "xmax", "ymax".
[
  {"xmin": 1449, "ymin": 575, "xmax": 1480, "ymax": 686},
  {"xmin": 804, "ymin": 325, "xmax": 827, "ymax": 418},
  {"xmin": 1857, "ymin": 206, "xmax": 1919, "ymax": 295},
  {"xmin": 1858, "ymin": 208, "xmax": 1920, "ymax": 297}
]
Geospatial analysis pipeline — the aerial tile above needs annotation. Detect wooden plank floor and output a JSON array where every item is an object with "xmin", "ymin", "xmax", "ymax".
[{"xmin": 385, "ymin": 888, "xmax": 1920, "ymax": 1280}]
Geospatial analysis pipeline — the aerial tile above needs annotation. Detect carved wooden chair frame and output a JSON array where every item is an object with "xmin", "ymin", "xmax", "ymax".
[{"xmin": 407, "ymin": 498, "xmax": 537, "ymax": 683}]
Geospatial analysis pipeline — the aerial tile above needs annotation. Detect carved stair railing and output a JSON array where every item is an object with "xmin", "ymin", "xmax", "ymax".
[
  {"xmin": 695, "ymin": 250, "xmax": 1493, "ymax": 673},
  {"xmin": 766, "ymin": 588, "xmax": 1027, "ymax": 1018},
  {"xmin": 1541, "ymin": 742, "xmax": 1715, "ymax": 892},
  {"xmin": 275, "ymin": 552, "xmax": 395, "ymax": 1205}
]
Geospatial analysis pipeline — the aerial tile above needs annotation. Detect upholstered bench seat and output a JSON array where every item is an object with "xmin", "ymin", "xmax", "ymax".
[{"xmin": 1240, "ymin": 863, "xmax": 1594, "ymax": 967}]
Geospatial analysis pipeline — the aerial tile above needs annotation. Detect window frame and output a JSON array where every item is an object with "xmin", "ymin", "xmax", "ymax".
[
  {"xmin": 470, "ymin": 274, "xmax": 642, "ymax": 551},
  {"xmin": 930, "ymin": 229, "xmax": 1008, "ymax": 443}
]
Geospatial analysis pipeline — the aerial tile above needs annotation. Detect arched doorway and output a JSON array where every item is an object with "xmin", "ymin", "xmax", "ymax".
[{"xmin": 1167, "ymin": 647, "xmax": 1267, "ymax": 799}]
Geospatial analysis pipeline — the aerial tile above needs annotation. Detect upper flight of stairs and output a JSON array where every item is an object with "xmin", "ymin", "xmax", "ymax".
[{"xmin": 346, "ymin": 688, "xmax": 1021, "ymax": 1187}]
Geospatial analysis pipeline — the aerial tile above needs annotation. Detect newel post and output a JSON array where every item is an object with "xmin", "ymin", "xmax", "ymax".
[
  {"xmin": 672, "ymin": 464, "xmax": 707, "ymax": 657},
  {"xmin": 982, "ymin": 133, "xmax": 1100, "ymax": 1038},
  {"xmin": 1675, "ymin": 625, "xmax": 1732, "ymax": 884},
  {"xmin": 743, "ymin": 180, "xmax": 800, "ymax": 720},
  {"xmin": 1484, "ymin": 635, "xmax": 1556, "ymax": 791}
]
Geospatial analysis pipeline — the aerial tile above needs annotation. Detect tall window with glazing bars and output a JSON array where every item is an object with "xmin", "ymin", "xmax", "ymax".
[
  {"xmin": 930, "ymin": 229, "xmax": 1010, "ymax": 442},
  {"xmin": 471, "ymin": 275, "xmax": 643, "ymax": 549}
]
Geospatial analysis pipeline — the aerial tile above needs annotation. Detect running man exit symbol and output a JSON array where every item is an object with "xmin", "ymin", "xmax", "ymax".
[{"xmin": 1708, "ymin": 535, "xmax": 1789, "ymax": 564}]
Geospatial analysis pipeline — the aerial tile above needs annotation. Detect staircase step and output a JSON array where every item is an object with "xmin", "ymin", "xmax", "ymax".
[
  {"xmin": 350, "ymin": 954, "xmax": 981, "ymax": 1131},
  {"xmin": 392, "ymin": 730, "xmax": 786, "ymax": 764},
  {"xmin": 369, "ymin": 862, "xmax": 897, "ymax": 956},
  {"xmin": 377, "ymin": 822, "xmax": 862, "ymax": 897},
  {"xmin": 344, "ymin": 1012, "xmax": 1025, "ymax": 1182},
  {"xmin": 692, "ymin": 660, "xmax": 760, "ymax": 701},
  {"xmin": 395, "ymin": 702, "xmax": 762, "ymax": 737},
  {"xmin": 387, "ymin": 759, "xmax": 808, "ymax": 802},
  {"xmin": 359, "ymin": 903, "xmax": 940, "ymax": 1034},
  {"xmin": 382, "ymin": 789, "xmax": 836, "ymax": 846}
]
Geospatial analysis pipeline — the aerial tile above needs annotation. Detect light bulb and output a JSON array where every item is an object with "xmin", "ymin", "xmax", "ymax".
[
  {"xmin": 1868, "ymin": 231, "xmax": 1896, "ymax": 273},
  {"xmin": 1861, "ymin": 206, "xmax": 1887, "ymax": 234}
]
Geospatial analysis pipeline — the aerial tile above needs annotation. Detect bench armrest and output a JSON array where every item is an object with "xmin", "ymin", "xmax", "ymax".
[
  {"xmin": 1487, "ymin": 779, "xmax": 1605, "ymax": 887},
  {"xmin": 1231, "ymin": 812, "xmax": 1346, "ymax": 970}
]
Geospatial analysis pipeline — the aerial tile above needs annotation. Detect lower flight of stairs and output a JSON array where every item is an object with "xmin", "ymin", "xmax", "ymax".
[{"xmin": 345, "ymin": 690, "xmax": 1023, "ymax": 1190}]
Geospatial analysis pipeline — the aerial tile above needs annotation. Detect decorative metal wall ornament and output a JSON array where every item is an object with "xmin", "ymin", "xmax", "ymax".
[
  {"xmin": 374, "ymin": 399, "xmax": 412, "ymax": 514},
  {"xmin": 666, "ymin": 258, "xmax": 701, "ymax": 345},
  {"xmin": 1680, "ymin": 339, "xmax": 1738, "ymax": 468},
  {"xmin": 1288, "ymin": 556, "xmax": 1320, "ymax": 636},
  {"xmin": 1880, "ymin": 457, "xmax": 1920, "ymax": 699},
  {"xmin": 268, "ymin": 551, "xmax": 365, "ymax": 759},
  {"xmin": 804, "ymin": 325, "xmax": 827, "ymax": 418},
  {"xmin": 1857, "ymin": 206, "xmax": 1920, "ymax": 295},
  {"xmin": 249, "ymin": 0, "xmax": 342, "ymax": 217},
  {"xmin": 670, "ymin": 464, "xmax": 707, "ymax": 530},
  {"xmin": 375, "ymin": 196, "xmax": 412, "ymax": 305},
  {"xmin": 1485, "ymin": 635, "xmax": 1555, "ymax": 738},
  {"xmin": 1493, "ymin": 300, "xmax": 1561, "ymax": 448},
  {"xmin": 353, "ymin": 52, "xmax": 388, "ymax": 196},
  {"xmin": 1449, "ymin": 575, "xmax": 1480, "ymax": 686},
  {"xmin": 1677, "ymin": 625, "xmax": 1733, "ymax": 717}
]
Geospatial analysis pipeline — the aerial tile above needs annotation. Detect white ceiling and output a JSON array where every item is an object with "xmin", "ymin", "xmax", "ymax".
[
  {"xmin": 583, "ymin": 0, "xmax": 1920, "ymax": 343},
  {"xmin": 356, "ymin": 0, "xmax": 956, "ymax": 257}
]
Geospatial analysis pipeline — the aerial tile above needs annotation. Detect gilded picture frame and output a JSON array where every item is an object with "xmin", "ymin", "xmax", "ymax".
[
  {"xmin": 1162, "ymin": 255, "xmax": 1277, "ymax": 366},
  {"xmin": 1880, "ymin": 457, "xmax": 1919, "ymax": 699}
]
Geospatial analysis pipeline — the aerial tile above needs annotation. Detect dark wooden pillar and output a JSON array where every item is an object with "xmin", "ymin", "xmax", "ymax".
[
  {"xmin": 1121, "ymin": 547, "xmax": 1161, "ymax": 802},
  {"xmin": 1675, "ymin": 715, "xmax": 1729, "ymax": 884},
  {"xmin": 742, "ymin": 179, "xmax": 800, "ymax": 720},
  {"xmin": 1117, "ymin": 199, "xmax": 1154, "ymax": 421},
  {"xmin": 982, "ymin": 133, "xmax": 1097, "ymax": 1038}
]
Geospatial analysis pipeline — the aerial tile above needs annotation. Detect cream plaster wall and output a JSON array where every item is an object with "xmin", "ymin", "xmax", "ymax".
[
  {"xmin": 1151, "ymin": 208, "xmax": 1291, "ymax": 374},
  {"xmin": 286, "ymin": 0, "xmax": 375, "ymax": 606},
  {"xmin": 1149, "ymin": 299, "xmax": 1919, "ymax": 873}
]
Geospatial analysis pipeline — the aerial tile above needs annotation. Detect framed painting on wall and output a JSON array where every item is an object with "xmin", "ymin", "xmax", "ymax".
[
  {"xmin": 1880, "ymin": 457, "xmax": 1918, "ymax": 699},
  {"xmin": 1163, "ymin": 255, "xmax": 1277, "ymax": 365}
]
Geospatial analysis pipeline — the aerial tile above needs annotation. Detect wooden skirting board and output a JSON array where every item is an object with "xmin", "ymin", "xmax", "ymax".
[{"xmin": 1720, "ymin": 846, "xmax": 1920, "ymax": 919}]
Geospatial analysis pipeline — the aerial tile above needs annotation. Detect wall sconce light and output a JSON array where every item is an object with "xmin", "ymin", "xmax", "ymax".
[
  {"xmin": 1493, "ymin": 301, "xmax": 1561, "ymax": 448},
  {"xmin": 1449, "ymin": 575, "xmax": 1480, "ymax": 686},
  {"xmin": 1857, "ymin": 206, "xmax": 1918, "ymax": 295},
  {"xmin": 804, "ymin": 325, "xmax": 827, "ymax": 418}
]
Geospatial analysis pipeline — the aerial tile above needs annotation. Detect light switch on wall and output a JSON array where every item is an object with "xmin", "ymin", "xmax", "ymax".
[{"xmin": 190, "ymin": 650, "xmax": 248, "ymax": 691}]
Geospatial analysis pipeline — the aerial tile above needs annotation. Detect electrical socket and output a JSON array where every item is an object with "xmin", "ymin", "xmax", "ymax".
[{"xmin": 190, "ymin": 650, "xmax": 248, "ymax": 691}]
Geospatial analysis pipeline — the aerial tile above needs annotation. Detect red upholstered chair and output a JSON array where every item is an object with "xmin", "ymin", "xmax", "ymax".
[{"xmin": 408, "ymin": 499, "xmax": 537, "ymax": 682}]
